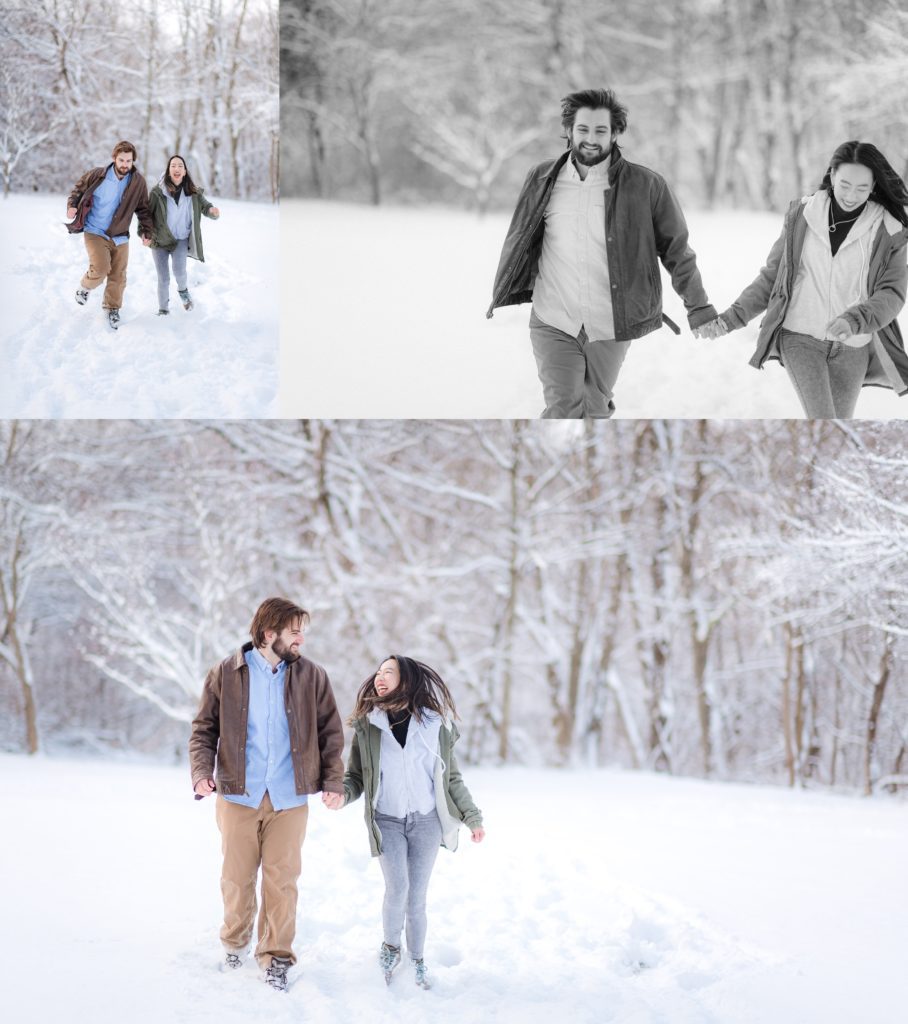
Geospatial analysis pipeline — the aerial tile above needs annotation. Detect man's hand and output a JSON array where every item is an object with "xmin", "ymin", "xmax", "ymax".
[
  {"xmin": 693, "ymin": 316, "xmax": 728, "ymax": 339},
  {"xmin": 322, "ymin": 791, "xmax": 344, "ymax": 810},
  {"xmin": 66, "ymin": 207, "xmax": 77, "ymax": 220},
  {"xmin": 194, "ymin": 778, "xmax": 216, "ymax": 798},
  {"xmin": 826, "ymin": 316, "xmax": 854, "ymax": 342},
  {"xmin": 470, "ymin": 827, "xmax": 486, "ymax": 843},
  {"xmin": 142, "ymin": 235, "xmax": 152, "ymax": 247}
]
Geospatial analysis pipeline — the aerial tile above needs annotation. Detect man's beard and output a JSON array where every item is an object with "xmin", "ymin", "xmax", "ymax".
[
  {"xmin": 572, "ymin": 142, "xmax": 611, "ymax": 167},
  {"xmin": 272, "ymin": 638, "xmax": 301, "ymax": 664}
]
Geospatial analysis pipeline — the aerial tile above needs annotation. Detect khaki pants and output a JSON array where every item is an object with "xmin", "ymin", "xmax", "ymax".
[
  {"xmin": 215, "ymin": 793, "xmax": 309, "ymax": 967},
  {"xmin": 81, "ymin": 233, "xmax": 129, "ymax": 310}
]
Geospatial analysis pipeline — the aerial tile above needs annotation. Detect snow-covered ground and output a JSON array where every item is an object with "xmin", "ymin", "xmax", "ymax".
[
  {"xmin": 285, "ymin": 199, "xmax": 908, "ymax": 419},
  {"xmin": 0, "ymin": 194, "xmax": 279, "ymax": 417},
  {"xmin": 4, "ymin": 753, "xmax": 906, "ymax": 1023}
]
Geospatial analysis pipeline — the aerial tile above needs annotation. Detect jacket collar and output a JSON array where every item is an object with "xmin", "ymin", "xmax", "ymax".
[
  {"xmin": 232, "ymin": 642, "xmax": 306, "ymax": 681},
  {"xmin": 804, "ymin": 189, "xmax": 882, "ymax": 247},
  {"xmin": 541, "ymin": 143, "xmax": 625, "ymax": 184}
]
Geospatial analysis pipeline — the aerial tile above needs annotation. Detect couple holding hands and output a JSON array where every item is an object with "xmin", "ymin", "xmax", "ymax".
[
  {"xmin": 189, "ymin": 598, "xmax": 484, "ymax": 994},
  {"xmin": 488, "ymin": 88, "xmax": 908, "ymax": 419},
  {"xmin": 66, "ymin": 141, "xmax": 220, "ymax": 329}
]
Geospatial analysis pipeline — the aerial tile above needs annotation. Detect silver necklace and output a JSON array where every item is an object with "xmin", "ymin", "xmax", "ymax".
[{"xmin": 829, "ymin": 204, "xmax": 863, "ymax": 234}]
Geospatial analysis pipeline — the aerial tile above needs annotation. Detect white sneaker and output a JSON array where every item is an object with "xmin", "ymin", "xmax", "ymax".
[{"xmin": 219, "ymin": 950, "xmax": 244, "ymax": 972}]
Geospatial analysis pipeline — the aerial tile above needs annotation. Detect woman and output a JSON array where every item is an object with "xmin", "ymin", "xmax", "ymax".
[
  {"xmin": 719, "ymin": 141, "xmax": 908, "ymax": 417},
  {"xmin": 325, "ymin": 656, "xmax": 484, "ymax": 989},
  {"xmin": 147, "ymin": 155, "xmax": 220, "ymax": 315}
]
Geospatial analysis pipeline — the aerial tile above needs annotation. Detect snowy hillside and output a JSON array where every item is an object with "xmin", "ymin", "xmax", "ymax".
[
  {"xmin": 4, "ymin": 754, "xmax": 906, "ymax": 1024},
  {"xmin": 284, "ymin": 200, "xmax": 908, "ymax": 419},
  {"xmin": 0, "ymin": 195, "xmax": 278, "ymax": 417}
]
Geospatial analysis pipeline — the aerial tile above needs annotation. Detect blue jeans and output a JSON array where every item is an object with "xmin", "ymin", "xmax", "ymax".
[
  {"xmin": 152, "ymin": 238, "xmax": 189, "ymax": 311},
  {"xmin": 375, "ymin": 810, "xmax": 442, "ymax": 959},
  {"xmin": 778, "ymin": 329, "xmax": 870, "ymax": 418}
]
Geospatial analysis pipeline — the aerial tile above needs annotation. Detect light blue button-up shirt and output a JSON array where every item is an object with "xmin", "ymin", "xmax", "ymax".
[
  {"xmin": 84, "ymin": 165, "xmax": 130, "ymax": 245},
  {"xmin": 223, "ymin": 647, "xmax": 308, "ymax": 810}
]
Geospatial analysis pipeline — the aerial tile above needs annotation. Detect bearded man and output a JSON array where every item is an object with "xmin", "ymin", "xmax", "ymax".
[
  {"xmin": 66, "ymin": 140, "xmax": 154, "ymax": 330},
  {"xmin": 189, "ymin": 598, "xmax": 344, "ymax": 992},
  {"xmin": 487, "ymin": 88, "xmax": 725, "ymax": 417}
]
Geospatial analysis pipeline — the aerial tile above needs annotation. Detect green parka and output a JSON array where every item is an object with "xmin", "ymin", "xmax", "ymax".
[
  {"xmin": 343, "ymin": 714, "xmax": 483, "ymax": 856},
  {"xmin": 148, "ymin": 183, "xmax": 218, "ymax": 262}
]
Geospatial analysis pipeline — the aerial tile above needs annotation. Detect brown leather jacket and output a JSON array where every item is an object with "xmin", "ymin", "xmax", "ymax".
[
  {"xmin": 189, "ymin": 644, "xmax": 345, "ymax": 796},
  {"xmin": 66, "ymin": 163, "xmax": 154, "ymax": 239}
]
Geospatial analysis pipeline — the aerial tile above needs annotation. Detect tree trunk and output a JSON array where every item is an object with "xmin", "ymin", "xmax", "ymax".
[{"xmin": 864, "ymin": 632, "xmax": 894, "ymax": 796}]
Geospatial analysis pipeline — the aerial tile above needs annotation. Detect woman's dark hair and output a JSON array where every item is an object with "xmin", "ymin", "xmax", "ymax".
[
  {"xmin": 348, "ymin": 655, "xmax": 459, "ymax": 725},
  {"xmin": 820, "ymin": 141, "xmax": 908, "ymax": 227},
  {"xmin": 163, "ymin": 154, "xmax": 199, "ymax": 195},
  {"xmin": 560, "ymin": 88, "xmax": 628, "ymax": 147}
]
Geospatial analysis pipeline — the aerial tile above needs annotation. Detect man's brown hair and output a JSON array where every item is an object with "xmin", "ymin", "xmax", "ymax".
[
  {"xmin": 111, "ymin": 140, "xmax": 137, "ymax": 160},
  {"xmin": 249, "ymin": 598, "xmax": 309, "ymax": 648}
]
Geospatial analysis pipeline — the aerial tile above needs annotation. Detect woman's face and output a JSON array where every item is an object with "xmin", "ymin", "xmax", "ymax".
[
  {"xmin": 169, "ymin": 158, "xmax": 186, "ymax": 184},
  {"xmin": 831, "ymin": 162, "xmax": 873, "ymax": 210},
  {"xmin": 374, "ymin": 659, "xmax": 401, "ymax": 696}
]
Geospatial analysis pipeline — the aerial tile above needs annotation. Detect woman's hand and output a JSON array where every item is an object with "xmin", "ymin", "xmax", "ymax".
[
  {"xmin": 693, "ymin": 316, "xmax": 728, "ymax": 339},
  {"xmin": 210, "ymin": 207, "xmax": 220, "ymax": 217},
  {"xmin": 322, "ymin": 791, "xmax": 344, "ymax": 809},
  {"xmin": 826, "ymin": 316, "xmax": 854, "ymax": 341},
  {"xmin": 470, "ymin": 827, "xmax": 485, "ymax": 843}
]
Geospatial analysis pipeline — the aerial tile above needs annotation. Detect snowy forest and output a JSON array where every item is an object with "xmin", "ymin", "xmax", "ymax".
[
  {"xmin": 2, "ymin": 418, "xmax": 906, "ymax": 798},
  {"xmin": 282, "ymin": 0, "xmax": 908, "ymax": 211},
  {"xmin": 0, "ymin": 0, "xmax": 278, "ymax": 200}
]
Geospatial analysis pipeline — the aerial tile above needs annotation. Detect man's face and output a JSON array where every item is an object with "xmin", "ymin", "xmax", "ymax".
[
  {"xmin": 113, "ymin": 151, "xmax": 135, "ymax": 178},
  {"xmin": 269, "ymin": 619, "xmax": 304, "ymax": 664},
  {"xmin": 570, "ymin": 108, "xmax": 615, "ymax": 167}
]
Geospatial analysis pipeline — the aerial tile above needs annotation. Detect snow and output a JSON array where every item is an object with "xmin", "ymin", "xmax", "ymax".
[
  {"xmin": 4, "ymin": 753, "xmax": 906, "ymax": 1023},
  {"xmin": 284, "ymin": 199, "xmax": 908, "ymax": 419},
  {"xmin": 0, "ymin": 194, "xmax": 278, "ymax": 417}
]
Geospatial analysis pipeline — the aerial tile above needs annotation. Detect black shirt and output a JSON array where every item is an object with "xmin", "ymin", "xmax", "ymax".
[
  {"xmin": 828, "ymin": 195, "xmax": 867, "ymax": 257},
  {"xmin": 388, "ymin": 708, "xmax": 410, "ymax": 747}
]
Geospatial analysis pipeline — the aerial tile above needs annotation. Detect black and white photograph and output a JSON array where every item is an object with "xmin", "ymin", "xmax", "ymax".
[{"xmin": 281, "ymin": 0, "xmax": 908, "ymax": 418}]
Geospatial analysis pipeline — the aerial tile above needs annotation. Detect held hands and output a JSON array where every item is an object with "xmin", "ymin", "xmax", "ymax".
[
  {"xmin": 142, "ymin": 235, "xmax": 152, "ymax": 247},
  {"xmin": 322, "ymin": 791, "xmax": 344, "ymax": 810},
  {"xmin": 826, "ymin": 316, "xmax": 854, "ymax": 342},
  {"xmin": 471, "ymin": 827, "xmax": 486, "ymax": 843},
  {"xmin": 194, "ymin": 778, "xmax": 216, "ymax": 798},
  {"xmin": 692, "ymin": 316, "xmax": 728, "ymax": 339}
]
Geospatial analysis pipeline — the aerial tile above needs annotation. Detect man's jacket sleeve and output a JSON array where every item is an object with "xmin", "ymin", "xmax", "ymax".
[
  {"xmin": 651, "ymin": 179, "xmax": 717, "ymax": 330},
  {"xmin": 189, "ymin": 664, "xmax": 221, "ymax": 790},
  {"xmin": 315, "ymin": 672, "xmax": 345, "ymax": 794}
]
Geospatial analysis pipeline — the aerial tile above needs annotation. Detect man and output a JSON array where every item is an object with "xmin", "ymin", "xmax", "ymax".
[
  {"xmin": 66, "ymin": 140, "xmax": 154, "ymax": 330},
  {"xmin": 189, "ymin": 598, "xmax": 345, "ymax": 992},
  {"xmin": 487, "ymin": 88, "xmax": 725, "ymax": 418}
]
